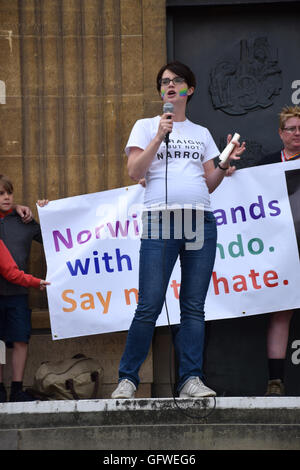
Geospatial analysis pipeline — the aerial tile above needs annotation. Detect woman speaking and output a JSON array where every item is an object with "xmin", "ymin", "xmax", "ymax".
[{"xmin": 112, "ymin": 61, "xmax": 245, "ymax": 399}]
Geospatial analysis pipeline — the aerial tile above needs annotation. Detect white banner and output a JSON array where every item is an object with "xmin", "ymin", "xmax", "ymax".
[{"xmin": 38, "ymin": 160, "xmax": 300, "ymax": 340}]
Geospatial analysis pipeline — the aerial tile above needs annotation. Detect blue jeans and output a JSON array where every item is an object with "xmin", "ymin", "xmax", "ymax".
[{"xmin": 118, "ymin": 210, "xmax": 217, "ymax": 392}]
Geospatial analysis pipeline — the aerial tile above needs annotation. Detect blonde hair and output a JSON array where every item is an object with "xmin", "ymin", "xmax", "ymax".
[{"xmin": 279, "ymin": 105, "xmax": 300, "ymax": 129}]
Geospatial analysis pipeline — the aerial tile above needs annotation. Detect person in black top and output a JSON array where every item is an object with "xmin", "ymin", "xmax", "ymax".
[{"xmin": 258, "ymin": 105, "xmax": 300, "ymax": 396}]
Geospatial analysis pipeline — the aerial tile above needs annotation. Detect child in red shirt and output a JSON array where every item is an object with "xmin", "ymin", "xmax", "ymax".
[{"xmin": 0, "ymin": 240, "xmax": 49, "ymax": 290}]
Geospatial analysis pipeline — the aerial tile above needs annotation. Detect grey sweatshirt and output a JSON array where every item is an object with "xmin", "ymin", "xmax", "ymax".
[{"xmin": 0, "ymin": 210, "xmax": 43, "ymax": 296}]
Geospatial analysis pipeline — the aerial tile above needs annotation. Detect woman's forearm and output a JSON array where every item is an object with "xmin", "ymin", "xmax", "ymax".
[
  {"xmin": 127, "ymin": 135, "xmax": 164, "ymax": 180},
  {"xmin": 204, "ymin": 160, "xmax": 229, "ymax": 193}
]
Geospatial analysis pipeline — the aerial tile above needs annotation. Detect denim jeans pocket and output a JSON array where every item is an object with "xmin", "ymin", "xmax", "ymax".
[
  {"xmin": 141, "ymin": 210, "xmax": 162, "ymax": 239},
  {"xmin": 204, "ymin": 210, "xmax": 216, "ymax": 224}
]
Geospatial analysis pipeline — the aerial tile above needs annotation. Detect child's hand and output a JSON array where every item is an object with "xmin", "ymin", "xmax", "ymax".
[
  {"xmin": 37, "ymin": 199, "xmax": 49, "ymax": 207},
  {"xmin": 15, "ymin": 205, "xmax": 33, "ymax": 223},
  {"xmin": 39, "ymin": 280, "xmax": 50, "ymax": 290}
]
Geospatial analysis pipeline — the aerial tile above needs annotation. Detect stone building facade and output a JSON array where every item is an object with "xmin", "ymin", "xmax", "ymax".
[{"xmin": 0, "ymin": 0, "xmax": 167, "ymax": 397}]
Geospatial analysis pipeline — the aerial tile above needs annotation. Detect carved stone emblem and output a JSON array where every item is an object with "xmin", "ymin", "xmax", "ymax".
[{"xmin": 209, "ymin": 37, "xmax": 282, "ymax": 115}]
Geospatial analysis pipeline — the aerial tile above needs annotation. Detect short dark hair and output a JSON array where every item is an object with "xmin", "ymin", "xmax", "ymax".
[
  {"xmin": 0, "ymin": 175, "xmax": 14, "ymax": 194},
  {"xmin": 156, "ymin": 61, "xmax": 196, "ymax": 102}
]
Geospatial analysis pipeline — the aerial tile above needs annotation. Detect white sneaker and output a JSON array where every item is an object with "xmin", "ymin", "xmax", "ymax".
[
  {"xmin": 111, "ymin": 379, "xmax": 136, "ymax": 399},
  {"xmin": 179, "ymin": 377, "xmax": 216, "ymax": 398}
]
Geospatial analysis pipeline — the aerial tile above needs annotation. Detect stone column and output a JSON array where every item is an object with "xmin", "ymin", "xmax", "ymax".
[{"xmin": 0, "ymin": 0, "xmax": 166, "ymax": 314}]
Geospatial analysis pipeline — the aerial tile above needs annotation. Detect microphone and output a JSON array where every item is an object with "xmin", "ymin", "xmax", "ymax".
[
  {"xmin": 163, "ymin": 102, "xmax": 174, "ymax": 144},
  {"xmin": 219, "ymin": 133, "xmax": 240, "ymax": 165}
]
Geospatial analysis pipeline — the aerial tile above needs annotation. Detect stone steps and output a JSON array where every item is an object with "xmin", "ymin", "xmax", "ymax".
[{"xmin": 1, "ymin": 397, "xmax": 300, "ymax": 450}]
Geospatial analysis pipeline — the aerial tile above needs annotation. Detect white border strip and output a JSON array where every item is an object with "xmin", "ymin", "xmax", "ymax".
[{"xmin": 0, "ymin": 396, "xmax": 300, "ymax": 415}]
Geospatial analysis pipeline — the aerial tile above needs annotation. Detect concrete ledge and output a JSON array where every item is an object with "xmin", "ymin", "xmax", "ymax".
[
  {"xmin": 1, "ymin": 423, "xmax": 300, "ymax": 451},
  {"xmin": 1, "ymin": 396, "xmax": 300, "ymax": 414},
  {"xmin": 1, "ymin": 397, "xmax": 300, "ymax": 427},
  {"xmin": 1, "ymin": 397, "xmax": 300, "ymax": 450}
]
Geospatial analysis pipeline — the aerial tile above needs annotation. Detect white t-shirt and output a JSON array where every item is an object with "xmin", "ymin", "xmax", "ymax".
[{"xmin": 125, "ymin": 116, "xmax": 220, "ymax": 210}]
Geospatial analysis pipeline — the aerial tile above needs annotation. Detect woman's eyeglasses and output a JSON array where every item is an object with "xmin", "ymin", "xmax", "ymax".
[
  {"xmin": 160, "ymin": 77, "xmax": 186, "ymax": 86},
  {"xmin": 283, "ymin": 126, "xmax": 300, "ymax": 134}
]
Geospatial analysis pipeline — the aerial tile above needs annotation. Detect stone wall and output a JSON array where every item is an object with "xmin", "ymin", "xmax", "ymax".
[{"xmin": 0, "ymin": 0, "xmax": 167, "ymax": 395}]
